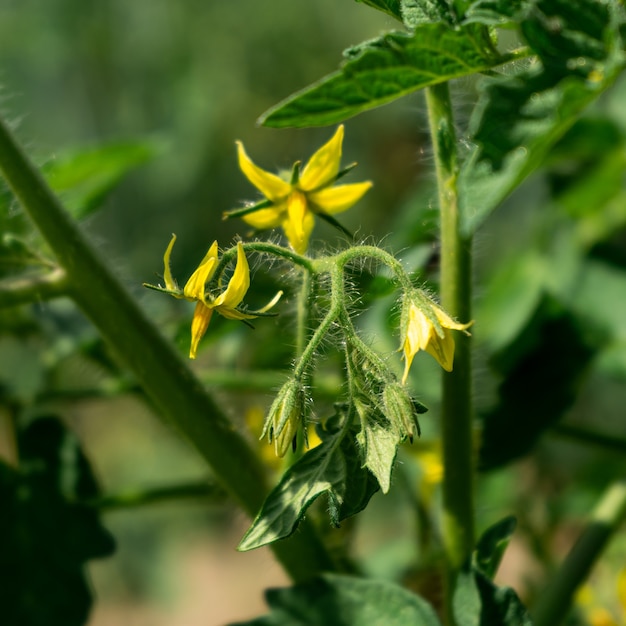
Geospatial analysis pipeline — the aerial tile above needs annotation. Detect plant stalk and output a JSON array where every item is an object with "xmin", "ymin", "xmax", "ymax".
[
  {"xmin": 532, "ymin": 479, "xmax": 626, "ymax": 626},
  {"xmin": 425, "ymin": 83, "xmax": 475, "ymax": 624},
  {"xmin": 0, "ymin": 116, "xmax": 336, "ymax": 581}
]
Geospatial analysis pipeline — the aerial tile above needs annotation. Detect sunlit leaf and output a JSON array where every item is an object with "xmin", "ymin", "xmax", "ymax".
[
  {"xmin": 357, "ymin": 414, "xmax": 401, "ymax": 493},
  {"xmin": 231, "ymin": 573, "xmax": 442, "ymax": 626},
  {"xmin": 238, "ymin": 417, "xmax": 379, "ymax": 551},
  {"xmin": 260, "ymin": 24, "xmax": 505, "ymax": 128}
]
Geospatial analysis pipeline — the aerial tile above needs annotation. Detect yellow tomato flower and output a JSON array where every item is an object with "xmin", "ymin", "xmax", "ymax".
[
  {"xmin": 231, "ymin": 125, "xmax": 372, "ymax": 254},
  {"xmin": 145, "ymin": 235, "xmax": 281, "ymax": 359},
  {"xmin": 401, "ymin": 295, "xmax": 472, "ymax": 383}
]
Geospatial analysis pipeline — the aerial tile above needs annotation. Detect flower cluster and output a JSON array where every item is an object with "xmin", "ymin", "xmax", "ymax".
[{"xmin": 144, "ymin": 128, "xmax": 472, "ymax": 463}]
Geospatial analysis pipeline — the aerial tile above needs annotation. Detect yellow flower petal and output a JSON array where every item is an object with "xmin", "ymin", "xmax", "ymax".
[
  {"xmin": 162, "ymin": 234, "xmax": 179, "ymax": 292},
  {"xmin": 308, "ymin": 181, "xmax": 372, "ymax": 215},
  {"xmin": 425, "ymin": 328, "xmax": 456, "ymax": 372},
  {"xmin": 433, "ymin": 306, "xmax": 473, "ymax": 334},
  {"xmin": 402, "ymin": 304, "xmax": 433, "ymax": 384},
  {"xmin": 237, "ymin": 141, "xmax": 291, "ymax": 202},
  {"xmin": 189, "ymin": 301, "xmax": 214, "ymax": 359},
  {"xmin": 183, "ymin": 240, "xmax": 219, "ymax": 302},
  {"xmin": 242, "ymin": 205, "xmax": 285, "ymax": 229},
  {"xmin": 283, "ymin": 191, "xmax": 315, "ymax": 254},
  {"xmin": 212, "ymin": 242, "xmax": 250, "ymax": 309},
  {"xmin": 299, "ymin": 125, "xmax": 344, "ymax": 192}
]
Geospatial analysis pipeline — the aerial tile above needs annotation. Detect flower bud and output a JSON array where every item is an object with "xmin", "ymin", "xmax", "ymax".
[
  {"xmin": 383, "ymin": 382, "xmax": 423, "ymax": 443},
  {"xmin": 263, "ymin": 379, "xmax": 305, "ymax": 457}
]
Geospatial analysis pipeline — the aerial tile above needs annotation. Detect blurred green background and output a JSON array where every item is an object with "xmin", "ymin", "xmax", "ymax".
[{"xmin": 2, "ymin": 1, "xmax": 626, "ymax": 625}]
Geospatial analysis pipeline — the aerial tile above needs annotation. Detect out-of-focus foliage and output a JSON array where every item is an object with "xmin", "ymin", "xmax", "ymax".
[
  {"xmin": 0, "ymin": 417, "xmax": 115, "ymax": 625},
  {"xmin": 231, "ymin": 573, "xmax": 442, "ymax": 626}
]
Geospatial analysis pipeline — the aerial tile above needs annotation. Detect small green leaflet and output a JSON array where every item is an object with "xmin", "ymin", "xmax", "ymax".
[
  {"xmin": 238, "ymin": 418, "xmax": 379, "ymax": 551},
  {"xmin": 474, "ymin": 516, "xmax": 517, "ymax": 579},
  {"xmin": 230, "ymin": 573, "xmax": 442, "ymax": 626},
  {"xmin": 260, "ymin": 23, "xmax": 506, "ymax": 128},
  {"xmin": 357, "ymin": 415, "xmax": 400, "ymax": 494}
]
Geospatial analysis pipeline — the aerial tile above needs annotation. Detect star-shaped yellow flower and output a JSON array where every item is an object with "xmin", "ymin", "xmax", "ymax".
[
  {"xmin": 401, "ymin": 296, "xmax": 472, "ymax": 383},
  {"xmin": 230, "ymin": 125, "xmax": 372, "ymax": 254},
  {"xmin": 145, "ymin": 235, "xmax": 281, "ymax": 359}
]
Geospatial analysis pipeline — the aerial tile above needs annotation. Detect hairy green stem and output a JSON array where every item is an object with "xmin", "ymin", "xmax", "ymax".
[
  {"xmin": 335, "ymin": 244, "xmax": 414, "ymax": 292},
  {"xmin": 532, "ymin": 479, "xmax": 626, "ymax": 626},
  {"xmin": 295, "ymin": 267, "xmax": 312, "ymax": 360},
  {"xmin": 426, "ymin": 83, "xmax": 475, "ymax": 624},
  {"xmin": 0, "ymin": 116, "xmax": 335, "ymax": 581}
]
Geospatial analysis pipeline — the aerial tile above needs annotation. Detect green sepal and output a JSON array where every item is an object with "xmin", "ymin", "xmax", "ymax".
[
  {"xmin": 316, "ymin": 212, "xmax": 354, "ymax": 240},
  {"xmin": 223, "ymin": 198, "xmax": 274, "ymax": 220}
]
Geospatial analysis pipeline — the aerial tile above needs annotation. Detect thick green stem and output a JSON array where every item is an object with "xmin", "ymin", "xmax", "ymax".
[
  {"xmin": 532, "ymin": 479, "xmax": 626, "ymax": 626},
  {"xmin": 426, "ymin": 83, "xmax": 475, "ymax": 624},
  {"xmin": 0, "ymin": 116, "xmax": 335, "ymax": 581}
]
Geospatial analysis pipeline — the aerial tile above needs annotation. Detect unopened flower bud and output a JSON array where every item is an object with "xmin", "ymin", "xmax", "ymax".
[
  {"xmin": 383, "ymin": 382, "xmax": 423, "ymax": 443},
  {"xmin": 263, "ymin": 379, "xmax": 305, "ymax": 457}
]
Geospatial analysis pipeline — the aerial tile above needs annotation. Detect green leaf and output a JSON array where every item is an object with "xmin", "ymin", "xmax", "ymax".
[
  {"xmin": 460, "ymin": 0, "xmax": 625, "ymax": 234},
  {"xmin": 401, "ymin": 0, "xmax": 456, "ymax": 27},
  {"xmin": 464, "ymin": 0, "xmax": 526, "ymax": 25},
  {"xmin": 260, "ymin": 24, "xmax": 505, "ymax": 128},
  {"xmin": 41, "ymin": 140, "xmax": 156, "ymax": 219},
  {"xmin": 238, "ymin": 417, "xmax": 379, "ymax": 551},
  {"xmin": 0, "ymin": 416, "xmax": 114, "ymax": 626},
  {"xmin": 454, "ymin": 565, "xmax": 532, "ymax": 626},
  {"xmin": 231, "ymin": 573, "xmax": 442, "ymax": 626},
  {"xmin": 357, "ymin": 413, "xmax": 401, "ymax": 493},
  {"xmin": 479, "ymin": 297, "xmax": 604, "ymax": 469},
  {"xmin": 354, "ymin": 0, "xmax": 403, "ymax": 21},
  {"xmin": 474, "ymin": 516, "xmax": 517, "ymax": 579}
]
